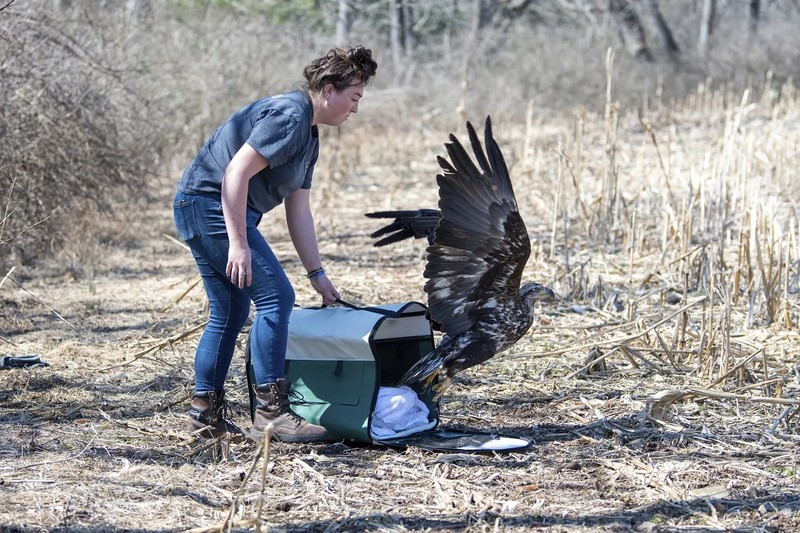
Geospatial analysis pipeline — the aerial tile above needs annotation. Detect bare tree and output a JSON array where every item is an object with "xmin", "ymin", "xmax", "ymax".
[
  {"xmin": 443, "ymin": 0, "xmax": 458, "ymax": 57},
  {"xmin": 473, "ymin": 0, "xmax": 498, "ymax": 33},
  {"xmin": 401, "ymin": 0, "xmax": 414, "ymax": 58},
  {"xmin": 646, "ymin": 0, "xmax": 680, "ymax": 59},
  {"xmin": 389, "ymin": 0, "xmax": 402, "ymax": 76},
  {"xmin": 698, "ymin": 0, "xmax": 716, "ymax": 55},
  {"xmin": 336, "ymin": 0, "xmax": 352, "ymax": 44},
  {"xmin": 749, "ymin": 0, "xmax": 760, "ymax": 34},
  {"xmin": 127, "ymin": 0, "xmax": 151, "ymax": 26},
  {"xmin": 609, "ymin": 0, "xmax": 653, "ymax": 61}
]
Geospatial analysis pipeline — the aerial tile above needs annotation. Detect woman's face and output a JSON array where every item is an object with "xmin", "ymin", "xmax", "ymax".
[{"xmin": 318, "ymin": 82, "xmax": 365, "ymax": 126}]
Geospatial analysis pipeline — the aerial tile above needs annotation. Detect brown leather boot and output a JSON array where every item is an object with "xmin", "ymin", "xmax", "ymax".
[
  {"xmin": 187, "ymin": 390, "xmax": 244, "ymax": 441},
  {"xmin": 253, "ymin": 379, "xmax": 329, "ymax": 443}
]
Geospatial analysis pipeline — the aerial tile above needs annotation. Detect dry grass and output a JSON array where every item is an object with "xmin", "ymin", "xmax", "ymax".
[{"xmin": 2, "ymin": 77, "xmax": 799, "ymax": 532}]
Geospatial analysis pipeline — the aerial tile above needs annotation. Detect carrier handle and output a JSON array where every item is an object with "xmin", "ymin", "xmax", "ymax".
[{"xmin": 333, "ymin": 298, "xmax": 399, "ymax": 317}]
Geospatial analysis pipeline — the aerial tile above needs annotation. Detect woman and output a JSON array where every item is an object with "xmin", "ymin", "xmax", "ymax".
[{"xmin": 173, "ymin": 46, "xmax": 378, "ymax": 442}]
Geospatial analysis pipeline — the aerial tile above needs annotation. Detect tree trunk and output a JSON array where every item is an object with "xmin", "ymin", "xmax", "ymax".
[
  {"xmin": 646, "ymin": 0, "xmax": 680, "ymax": 59},
  {"xmin": 443, "ymin": 0, "xmax": 457, "ymax": 58},
  {"xmin": 698, "ymin": 0, "xmax": 715, "ymax": 55},
  {"xmin": 474, "ymin": 0, "xmax": 498, "ymax": 33},
  {"xmin": 335, "ymin": 0, "xmax": 352, "ymax": 44},
  {"xmin": 609, "ymin": 0, "xmax": 653, "ymax": 61},
  {"xmin": 127, "ymin": 0, "xmax": 151, "ymax": 26},
  {"xmin": 401, "ymin": 0, "xmax": 414, "ymax": 58},
  {"xmin": 389, "ymin": 0, "xmax": 402, "ymax": 79},
  {"xmin": 749, "ymin": 0, "xmax": 760, "ymax": 34}
]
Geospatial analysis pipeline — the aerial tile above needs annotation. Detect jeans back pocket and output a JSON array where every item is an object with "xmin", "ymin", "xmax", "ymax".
[{"xmin": 173, "ymin": 197, "xmax": 200, "ymax": 242}]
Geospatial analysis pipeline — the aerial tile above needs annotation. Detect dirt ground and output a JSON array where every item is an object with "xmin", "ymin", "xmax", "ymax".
[{"xmin": 2, "ymin": 114, "xmax": 800, "ymax": 532}]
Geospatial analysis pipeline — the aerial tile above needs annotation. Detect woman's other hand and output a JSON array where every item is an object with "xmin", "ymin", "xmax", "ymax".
[{"xmin": 226, "ymin": 241, "xmax": 252, "ymax": 288}]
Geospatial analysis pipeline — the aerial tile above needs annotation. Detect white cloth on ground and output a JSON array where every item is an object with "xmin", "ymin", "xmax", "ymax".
[{"xmin": 369, "ymin": 385, "xmax": 436, "ymax": 440}]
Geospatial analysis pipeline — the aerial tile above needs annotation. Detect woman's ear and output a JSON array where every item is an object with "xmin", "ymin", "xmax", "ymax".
[{"xmin": 323, "ymin": 83, "xmax": 335, "ymax": 98}]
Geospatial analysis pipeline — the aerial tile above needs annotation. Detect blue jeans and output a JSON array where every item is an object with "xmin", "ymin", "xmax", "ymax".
[{"xmin": 173, "ymin": 190, "xmax": 295, "ymax": 393}]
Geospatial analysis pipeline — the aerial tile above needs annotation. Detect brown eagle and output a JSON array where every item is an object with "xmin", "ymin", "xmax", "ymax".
[{"xmin": 366, "ymin": 117, "xmax": 555, "ymax": 400}]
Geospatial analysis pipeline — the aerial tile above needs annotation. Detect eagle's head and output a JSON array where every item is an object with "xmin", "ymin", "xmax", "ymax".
[{"xmin": 519, "ymin": 282, "xmax": 555, "ymax": 308}]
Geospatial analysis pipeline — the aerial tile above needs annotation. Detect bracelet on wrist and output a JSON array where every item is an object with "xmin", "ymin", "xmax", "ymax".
[{"xmin": 306, "ymin": 267, "xmax": 325, "ymax": 279}]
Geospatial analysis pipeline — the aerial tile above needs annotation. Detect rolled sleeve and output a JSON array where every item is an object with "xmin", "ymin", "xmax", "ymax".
[{"xmin": 247, "ymin": 110, "xmax": 305, "ymax": 168}]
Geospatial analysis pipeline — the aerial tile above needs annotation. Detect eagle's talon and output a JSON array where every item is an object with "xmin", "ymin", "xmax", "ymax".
[{"xmin": 431, "ymin": 375, "xmax": 451, "ymax": 402}]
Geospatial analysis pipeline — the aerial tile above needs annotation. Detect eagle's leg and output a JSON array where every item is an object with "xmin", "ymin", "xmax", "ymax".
[
  {"xmin": 431, "ymin": 374, "xmax": 452, "ymax": 402},
  {"xmin": 421, "ymin": 368, "xmax": 439, "ymax": 388}
]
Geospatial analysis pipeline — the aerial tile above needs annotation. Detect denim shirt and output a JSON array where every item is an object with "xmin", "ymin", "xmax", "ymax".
[{"xmin": 177, "ymin": 90, "xmax": 319, "ymax": 214}]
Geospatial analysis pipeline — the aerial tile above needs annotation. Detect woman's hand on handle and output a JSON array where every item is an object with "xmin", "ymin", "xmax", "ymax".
[{"xmin": 310, "ymin": 274, "xmax": 340, "ymax": 307}]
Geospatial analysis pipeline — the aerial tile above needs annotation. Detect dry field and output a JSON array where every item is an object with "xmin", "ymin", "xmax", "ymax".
[{"xmin": 2, "ymin": 75, "xmax": 800, "ymax": 532}]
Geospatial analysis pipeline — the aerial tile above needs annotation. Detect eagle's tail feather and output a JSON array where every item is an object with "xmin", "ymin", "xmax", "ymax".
[{"xmin": 397, "ymin": 354, "xmax": 442, "ymax": 389}]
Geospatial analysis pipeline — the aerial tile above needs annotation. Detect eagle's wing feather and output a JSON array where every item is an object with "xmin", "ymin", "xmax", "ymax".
[
  {"xmin": 365, "ymin": 209, "xmax": 441, "ymax": 246},
  {"xmin": 424, "ymin": 117, "xmax": 531, "ymax": 337}
]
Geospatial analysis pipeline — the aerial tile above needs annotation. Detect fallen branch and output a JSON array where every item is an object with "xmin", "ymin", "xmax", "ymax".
[
  {"xmin": 685, "ymin": 386, "xmax": 800, "ymax": 406},
  {"xmin": 93, "ymin": 320, "xmax": 207, "ymax": 372},
  {"xmin": 768, "ymin": 406, "xmax": 795, "ymax": 434},
  {"xmin": 0, "ymin": 434, "xmax": 97, "ymax": 473},
  {"xmin": 223, "ymin": 432, "xmax": 271, "ymax": 533},
  {"xmin": 161, "ymin": 275, "xmax": 202, "ymax": 312},
  {"xmin": 0, "ymin": 334, "xmax": 17, "ymax": 346},
  {"xmin": 0, "ymin": 209, "xmax": 60, "ymax": 246},
  {"xmin": 1, "ymin": 265, "xmax": 15, "ymax": 289},
  {"xmin": 180, "ymin": 519, "xmax": 258, "ymax": 533},
  {"xmin": 164, "ymin": 232, "xmax": 190, "ymax": 252},
  {"xmin": 532, "ymin": 296, "xmax": 708, "ymax": 358},
  {"xmin": 97, "ymin": 408, "xmax": 191, "ymax": 442},
  {"xmin": 646, "ymin": 387, "xmax": 800, "ymax": 425},
  {"xmin": 2, "ymin": 270, "xmax": 79, "ymax": 331}
]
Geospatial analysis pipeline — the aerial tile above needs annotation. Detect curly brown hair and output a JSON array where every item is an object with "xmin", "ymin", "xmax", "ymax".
[{"xmin": 303, "ymin": 45, "xmax": 378, "ymax": 92}]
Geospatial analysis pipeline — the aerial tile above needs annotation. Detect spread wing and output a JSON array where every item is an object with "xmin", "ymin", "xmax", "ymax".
[{"xmin": 423, "ymin": 116, "xmax": 531, "ymax": 336}]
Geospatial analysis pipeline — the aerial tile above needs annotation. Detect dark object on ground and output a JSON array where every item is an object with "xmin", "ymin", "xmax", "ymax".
[{"xmin": 0, "ymin": 354, "xmax": 49, "ymax": 369}]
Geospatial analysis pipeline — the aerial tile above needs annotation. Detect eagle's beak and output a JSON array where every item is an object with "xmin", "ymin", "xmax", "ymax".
[{"xmin": 532, "ymin": 284, "xmax": 556, "ymax": 302}]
